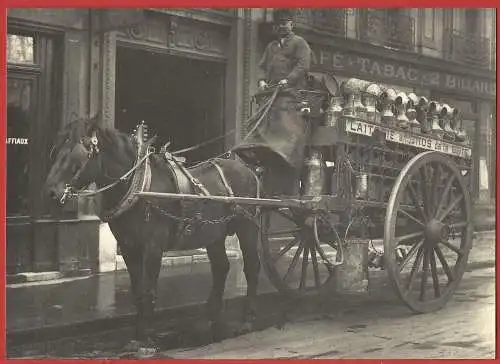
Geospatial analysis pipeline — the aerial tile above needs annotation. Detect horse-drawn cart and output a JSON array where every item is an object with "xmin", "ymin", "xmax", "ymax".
[
  {"xmin": 44, "ymin": 76, "xmax": 474, "ymax": 344},
  {"xmin": 136, "ymin": 77, "xmax": 473, "ymax": 314}
]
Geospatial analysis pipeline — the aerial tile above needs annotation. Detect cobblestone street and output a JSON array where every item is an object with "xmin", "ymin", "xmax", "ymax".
[{"xmin": 162, "ymin": 267, "xmax": 495, "ymax": 359}]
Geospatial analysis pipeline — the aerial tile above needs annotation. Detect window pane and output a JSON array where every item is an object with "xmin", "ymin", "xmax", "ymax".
[
  {"xmin": 7, "ymin": 34, "xmax": 35, "ymax": 64},
  {"xmin": 7, "ymin": 78, "xmax": 32, "ymax": 216}
]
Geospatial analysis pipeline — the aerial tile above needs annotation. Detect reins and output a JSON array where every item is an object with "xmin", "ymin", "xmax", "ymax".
[
  {"xmin": 78, "ymin": 151, "xmax": 154, "ymax": 198},
  {"xmin": 59, "ymin": 86, "xmax": 280, "ymax": 204},
  {"xmin": 171, "ymin": 86, "xmax": 280, "ymax": 156}
]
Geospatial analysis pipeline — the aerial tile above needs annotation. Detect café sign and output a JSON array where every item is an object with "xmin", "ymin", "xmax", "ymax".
[
  {"xmin": 311, "ymin": 45, "xmax": 496, "ymax": 99},
  {"xmin": 345, "ymin": 119, "xmax": 472, "ymax": 160}
]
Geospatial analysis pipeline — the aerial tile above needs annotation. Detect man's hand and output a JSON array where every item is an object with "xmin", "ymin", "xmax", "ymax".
[
  {"xmin": 278, "ymin": 79, "xmax": 288, "ymax": 87},
  {"xmin": 258, "ymin": 80, "xmax": 268, "ymax": 90}
]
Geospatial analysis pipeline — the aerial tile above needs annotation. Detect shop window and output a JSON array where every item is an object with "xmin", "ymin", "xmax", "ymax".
[
  {"xmin": 359, "ymin": 9, "xmax": 414, "ymax": 51},
  {"xmin": 444, "ymin": 9, "xmax": 490, "ymax": 68},
  {"xmin": 294, "ymin": 9, "xmax": 346, "ymax": 36},
  {"xmin": 7, "ymin": 29, "xmax": 60, "ymax": 218},
  {"xmin": 7, "ymin": 34, "xmax": 35, "ymax": 64},
  {"xmin": 465, "ymin": 9, "xmax": 480, "ymax": 36},
  {"xmin": 7, "ymin": 78, "xmax": 33, "ymax": 216},
  {"xmin": 7, "ymin": 32, "xmax": 38, "ymax": 217}
]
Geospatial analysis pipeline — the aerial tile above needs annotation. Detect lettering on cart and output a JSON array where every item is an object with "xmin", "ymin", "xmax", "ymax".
[
  {"xmin": 6, "ymin": 138, "xmax": 29, "ymax": 145},
  {"xmin": 345, "ymin": 119, "xmax": 471, "ymax": 159}
]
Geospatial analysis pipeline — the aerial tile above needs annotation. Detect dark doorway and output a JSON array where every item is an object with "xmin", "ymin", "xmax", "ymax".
[{"xmin": 115, "ymin": 46, "xmax": 226, "ymax": 164}]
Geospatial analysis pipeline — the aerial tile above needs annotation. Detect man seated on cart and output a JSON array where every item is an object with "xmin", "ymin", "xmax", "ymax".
[{"xmin": 233, "ymin": 8, "xmax": 312, "ymax": 198}]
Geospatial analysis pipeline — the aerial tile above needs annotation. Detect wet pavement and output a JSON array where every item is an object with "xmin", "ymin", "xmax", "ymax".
[
  {"xmin": 7, "ymin": 252, "xmax": 276, "ymax": 332},
  {"xmin": 8, "ymin": 265, "xmax": 495, "ymax": 359},
  {"xmin": 148, "ymin": 266, "xmax": 497, "ymax": 359},
  {"xmin": 6, "ymin": 230, "xmax": 496, "ymax": 358}
]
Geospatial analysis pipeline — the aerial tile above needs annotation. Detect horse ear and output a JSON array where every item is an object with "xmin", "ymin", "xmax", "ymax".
[{"xmin": 87, "ymin": 112, "xmax": 102, "ymax": 131}]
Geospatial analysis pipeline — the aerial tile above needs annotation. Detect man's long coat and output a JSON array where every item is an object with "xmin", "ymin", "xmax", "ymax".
[{"xmin": 234, "ymin": 33, "xmax": 312, "ymax": 170}]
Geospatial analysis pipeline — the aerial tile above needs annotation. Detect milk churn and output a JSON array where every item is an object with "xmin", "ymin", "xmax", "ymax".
[
  {"xmin": 394, "ymin": 92, "xmax": 410, "ymax": 129},
  {"xmin": 364, "ymin": 83, "xmax": 383, "ymax": 124},
  {"xmin": 326, "ymin": 161, "xmax": 337, "ymax": 196},
  {"xmin": 428, "ymin": 101, "xmax": 444, "ymax": 139},
  {"xmin": 343, "ymin": 78, "xmax": 369, "ymax": 119},
  {"xmin": 335, "ymin": 238, "xmax": 369, "ymax": 294},
  {"xmin": 452, "ymin": 109, "xmax": 469, "ymax": 144},
  {"xmin": 406, "ymin": 93, "xmax": 422, "ymax": 133},
  {"xmin": 326, "ymin": 96, "xmax": 343, "ymax": 128},
  {"xmin": 380, "ymin": 88, "xmax": 397, "ymax": 126},
  {"xmin": 303, "ymin": 149, "xmax": 327, "ymax": 196},
  {"xmin": 355, "ymin": 171, "xmax": 368, "ymax": 200},
  {"xmin": 416, "ymin": 96, "xmax": 430, "ymax": 133},
  {"xmin": 440, "ymin": 104, "xmax": 456, "ymax": 141}
]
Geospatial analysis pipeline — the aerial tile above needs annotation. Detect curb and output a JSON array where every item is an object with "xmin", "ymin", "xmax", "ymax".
[
  {"xmin": 115, "ymin": 249, "xmax": 241, "ymax": 271},
  {"xmin": 466, "ymin": 259, "xmax": 495, "ymax": 271},
  {"xmin": 7, "ymin": 257, "xmax": 494, "ymax": 348},
  {"xmin": 7, "ymin": 269, "xmax": 93, "ymax": 285},
  {"xmin": 7, "ymin": 229, "xmax": 493, "ymax": 286},
  {"xmin": 7, "ymin": 250, "xmax": 243, "ymax": 287}
]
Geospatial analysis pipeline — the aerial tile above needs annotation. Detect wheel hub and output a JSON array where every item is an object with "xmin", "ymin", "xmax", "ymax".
[{"xmin": 424, "ymin": 219, "xmax": 449, "ymax": 245}]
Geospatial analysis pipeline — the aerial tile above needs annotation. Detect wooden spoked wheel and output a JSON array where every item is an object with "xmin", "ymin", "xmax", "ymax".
[
  {"xmin": 384, "ymin": 151, "xmax": 473, "ymax": 313},
  {"xmin": 258, "ymin": 208, "xmax": 340, "ymax": 297}
]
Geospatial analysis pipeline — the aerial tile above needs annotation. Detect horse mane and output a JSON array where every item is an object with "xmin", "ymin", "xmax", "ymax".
[{"xmin": 52, "ymin": 116, "xmax": 136, "ymax": 164}]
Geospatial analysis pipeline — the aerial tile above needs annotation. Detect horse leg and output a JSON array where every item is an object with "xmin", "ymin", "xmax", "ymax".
[
  {"xmin": 118, "ymin": 241, "xmax": 147, "ymax": 346},
  {"xmin": 236, "ymin": 219, "xmax": 261, "ymax": 332},
  {"xmin": 205, "ymin": 239, "xmax": 230, "ymax": 331},
  {"xmin": 136, "ymin": 236, "xmax": 164, "ymax": 345}
]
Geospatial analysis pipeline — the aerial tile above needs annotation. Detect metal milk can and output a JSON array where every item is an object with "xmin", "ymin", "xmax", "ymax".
[
  {"xmin": 394, "ymin": 92, "xmax": 410, "ymax": 129},
  {"xmin": 355, "ymin": 172, "xmax": 368, "ymax": 200},
  {"xmin": 452, "ymin": 109, "xmax": 469, "ymax": 144},
  {"xmin": 380, "ymin": 88, "xmax": 397, "ymax": 126},
  {"xmin": 364, "ymin": 83, "xmax": 383, "ymax": 124},
  {"xmin": 428, "ymin": 101, "xmax": 445, "ymax": 139},
  {"xmin": 407, "ymin": 93, "xmax": 422, "ymax": 133},
  {"xmin": 440, "ymin": 104, "xmax": 456, "ymax": 141},
  {"xmin": 326, "ymin": 96, "xmax": 343, "ymax": 128},
  {"xmin": 303, "ymin": 149, "xmax": 327, "ymax": 196}
]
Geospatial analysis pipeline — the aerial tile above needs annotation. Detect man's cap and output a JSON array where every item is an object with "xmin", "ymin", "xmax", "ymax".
[{"xmin": 273, "ymin": 8, "xmax": 296, "ymax": 22}]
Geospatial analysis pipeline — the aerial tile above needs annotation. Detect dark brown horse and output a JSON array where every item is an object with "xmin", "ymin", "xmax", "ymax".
[{"xmin": 43, "ymin": 115, "xmax": 261, "ymax": 348}]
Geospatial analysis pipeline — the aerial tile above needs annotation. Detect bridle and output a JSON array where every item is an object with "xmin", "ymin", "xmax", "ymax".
[
  {"xmin": 59, "ymin": 130, "xmax": 154, "ymax": 205},
  {"xmin": 60, "ymin": 130, "xmax": 100, "ymax": 204}
]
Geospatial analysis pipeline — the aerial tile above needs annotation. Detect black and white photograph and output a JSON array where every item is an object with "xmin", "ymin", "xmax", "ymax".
[{"xmin": 5, "ymin": 7, "xmax": 496, "ymax": 359}]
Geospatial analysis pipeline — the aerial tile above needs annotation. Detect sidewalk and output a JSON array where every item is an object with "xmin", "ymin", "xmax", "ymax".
[{"xmin": 6, "ymin": 231, "xmax": 495, "ymax": 345}]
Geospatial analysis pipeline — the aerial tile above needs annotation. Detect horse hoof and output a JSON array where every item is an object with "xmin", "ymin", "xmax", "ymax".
[
  {"xmin": 137, "ymin": 346, "xmax": 158, "ymax": 358},
  {"xmin": 240, "ymin": 321, "xmax": 254, "ymax": 335},
  {"xmin": 210, "ymin": 320, "xmax": 228, "ymax": 342},
  {"xmin": 124, "ymin": 340, "xmax": 141, "ymax": 352}
]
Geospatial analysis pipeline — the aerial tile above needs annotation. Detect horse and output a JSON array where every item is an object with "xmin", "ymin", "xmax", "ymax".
[{"xmin": 43, "ymin": 115, "xmax": 262, "ymax": 349}]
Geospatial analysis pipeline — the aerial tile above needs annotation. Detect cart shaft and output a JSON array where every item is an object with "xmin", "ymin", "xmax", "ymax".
[{"xmin": 135, "ymin": 191, "xmax": 313, "ymax": 209}]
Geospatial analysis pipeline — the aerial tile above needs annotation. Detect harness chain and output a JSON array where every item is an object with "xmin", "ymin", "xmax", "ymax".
[{"xmin": 147, "ymin": 157, "xmax": 259, "ymax": 228}]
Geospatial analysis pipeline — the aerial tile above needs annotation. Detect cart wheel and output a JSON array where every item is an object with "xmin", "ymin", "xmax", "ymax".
[
  {"xmin": 258, "ymin": 208, "xmax": 339, "ymax": 297},
  {"xmin": 384, "ymin": 151, "xmax": 473, "ymax": 313}
]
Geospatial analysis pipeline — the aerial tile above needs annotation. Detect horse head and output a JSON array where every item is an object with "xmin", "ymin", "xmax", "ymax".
[{"xmin": 44, "ymin": 114, "xmax": 137, "ymax": 205}]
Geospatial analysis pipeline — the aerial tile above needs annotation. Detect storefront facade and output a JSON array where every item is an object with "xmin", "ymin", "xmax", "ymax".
[
  {"xmin": 6, "ymin": 8, "xmax": 250, "ymax": 276},
  {"xmin": 7, "ymin": 9, "xmax": 97, "ymax": 275}
]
